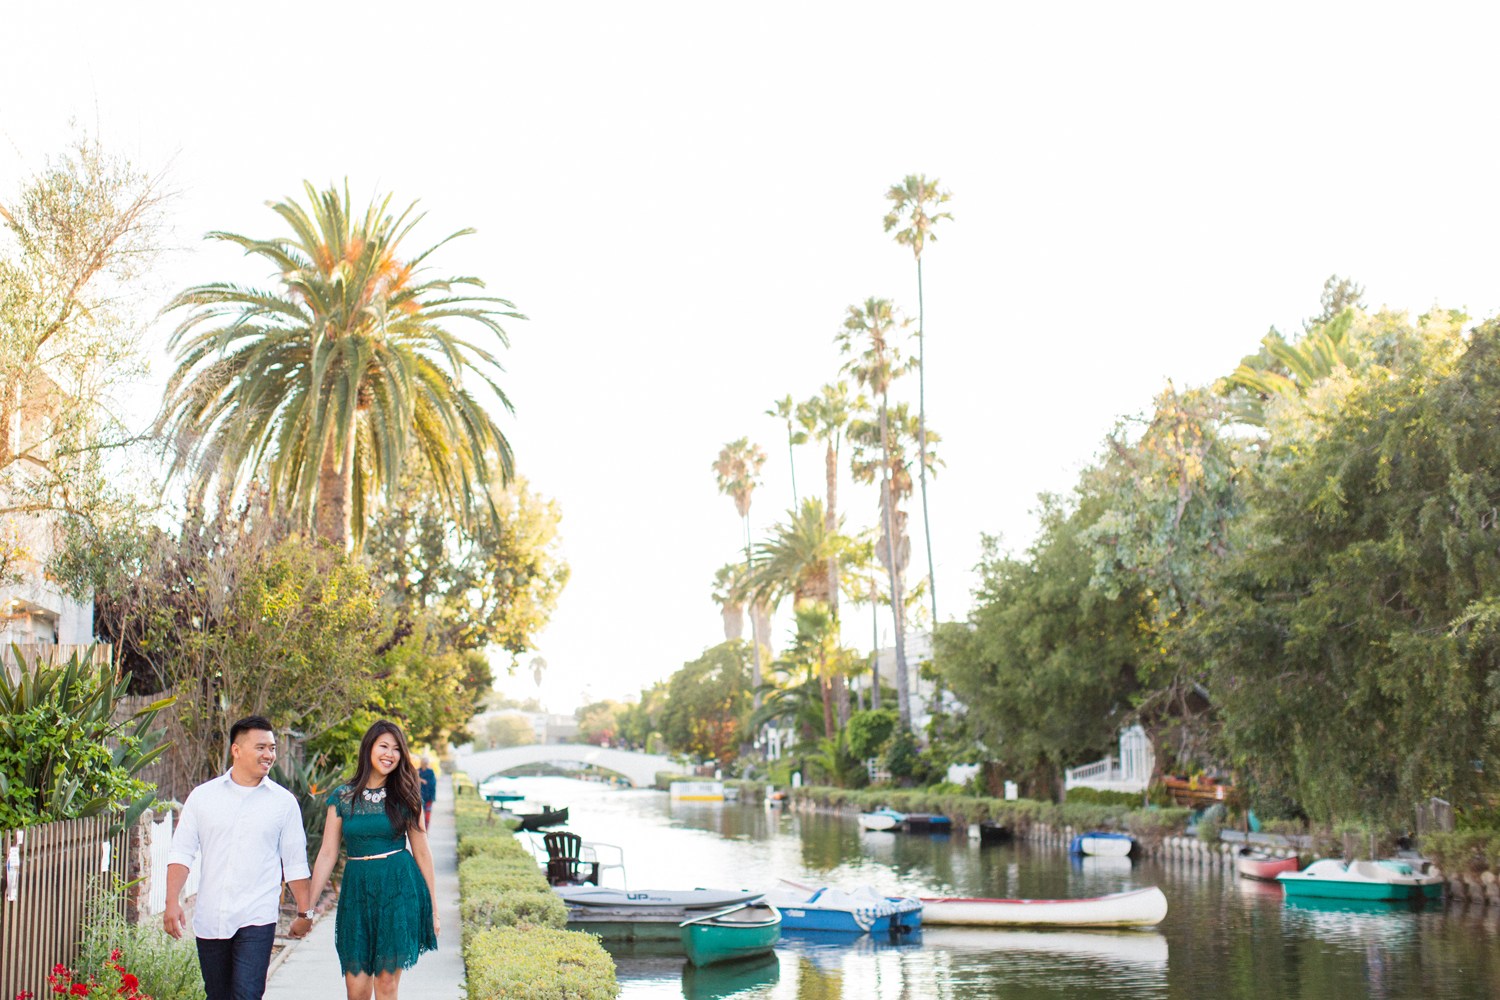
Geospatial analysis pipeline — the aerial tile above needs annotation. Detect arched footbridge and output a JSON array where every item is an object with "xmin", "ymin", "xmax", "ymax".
[{"xmin": 457, "ymin": 744, "xmax": 675, "ymax": 788}]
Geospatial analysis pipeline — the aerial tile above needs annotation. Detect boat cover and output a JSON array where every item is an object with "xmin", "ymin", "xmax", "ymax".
[
  {"xmin": 766, "ymin": 882, "xmax": 922, "ymax": 932},
  {"xmin": 555, "ymin": 886, "xmax": 765, "ymax": 909}
]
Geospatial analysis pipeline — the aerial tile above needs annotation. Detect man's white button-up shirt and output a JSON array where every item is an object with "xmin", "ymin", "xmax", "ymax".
[{"xmin": 167, "ymin": 771, "xmax": 311, "ymax": 939}]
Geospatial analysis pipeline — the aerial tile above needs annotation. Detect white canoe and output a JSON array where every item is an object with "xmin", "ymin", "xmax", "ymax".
[
  {"xmin": 918, "ymin": 887, "xmax": 1168, "ymax": 927},
  {"xmin": 555, "ymin": 887, "xmax": 764, "ymax": 909}
]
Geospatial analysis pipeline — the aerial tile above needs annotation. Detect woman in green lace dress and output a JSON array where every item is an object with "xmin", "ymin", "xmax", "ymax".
[{"xmin": 309, "ymin": 721, "xmax": 439, "ymax": 1000}]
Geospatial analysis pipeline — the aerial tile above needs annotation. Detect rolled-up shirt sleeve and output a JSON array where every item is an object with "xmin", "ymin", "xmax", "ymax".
[
  {"xmin": 280, "ymin": 799, "xmax": 311, "ymax": 881},
  {"xmin": 167, "ymin": 792, "xmax": 201, "ymax": 868}
]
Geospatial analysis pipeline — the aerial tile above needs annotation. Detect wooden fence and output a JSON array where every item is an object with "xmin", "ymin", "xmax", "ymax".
[
  {"xmin": 0, "ymin": 816, "xmax": 131, "ymax": 1000},
  {"xmin": 0, "ymin": 643, "xmax": 112, "ymax": 681}
]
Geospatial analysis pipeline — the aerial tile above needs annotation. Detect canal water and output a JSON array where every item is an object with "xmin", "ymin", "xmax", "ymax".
[{"xmin": 496, "ymin": 776, "xmax": 1500, "ymax": 998}]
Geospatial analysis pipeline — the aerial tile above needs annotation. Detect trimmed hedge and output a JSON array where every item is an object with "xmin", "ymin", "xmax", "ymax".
[
  {"xmin": 467, "ymin": 926, "xmax": 618, "ymax": 1000},
  {"xmin": 789, "ymin": 785, "xmax": 1190, "ymax": 843},
  {"xmin": 453, "ymin": 774, "xmax": 618, "ymax": 999}
]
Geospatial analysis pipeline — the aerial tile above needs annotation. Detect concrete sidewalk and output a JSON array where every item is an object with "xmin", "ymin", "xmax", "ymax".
[{"xmin": 266, "ymin": 777, "xmax": 464, "ymax": 999}]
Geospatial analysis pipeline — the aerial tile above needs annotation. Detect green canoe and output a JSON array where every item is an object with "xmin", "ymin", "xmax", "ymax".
[{"xmin": 680, "ymin": 903, "xmax": 781, "ymax": 966}]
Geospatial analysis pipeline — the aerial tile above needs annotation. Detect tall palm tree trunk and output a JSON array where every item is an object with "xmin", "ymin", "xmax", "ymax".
[
  {"xmin": 743, "ymin": 514, "xmax": 763, "ymax": 710},
  {"xmin": 824, "ymin": 440, "xmax": 850, "ymax": 728},
  {"xmin": 878, "ymin": 397, "xmax": 911, "ymax": 728},
  {"xmin": 916, "ymin": 255, "xmax": 937, "ymax": 628},
  {"xmin": 869, "ymin": 580, "xmax": 881, "ymax": 711},
  {"xmin": 315, "ymin": 419, "xmax": 357, "ymax": 549}
]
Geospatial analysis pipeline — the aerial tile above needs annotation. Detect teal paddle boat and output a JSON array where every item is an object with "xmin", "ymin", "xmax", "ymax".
[
  {"xmin": 680, "ymin": 902, "xmax": 781, "ymax": 966},
  {"xmin": 1277, "ymin": 858, "xmax": 1444, "ymax": 901}
]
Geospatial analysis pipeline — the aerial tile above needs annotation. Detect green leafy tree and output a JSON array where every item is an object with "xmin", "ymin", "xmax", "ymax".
[
  {"xmin": 575, "ymin": 699, "xmax": 627, "ymax": 746},
  {"xmin": 660, "ymin": 641, "xmax": 754, "ymax": 763},
  {"xmin": 1201, "ymin": 308, "xmax": 1498, "ymax": 825},
  {"xmin": 934, "ymin": 505, "xmax": 1153, "ymax": 800},
  {"xmin": 157, "ymin": 182, "xmax": 522, "ymax": 550},
  {"xmin": 765, "ymin": 394, "xmax": 806, "ymax": 505},
  {"xmin": 845, "ymin": 708, "xmax": 896, "ymax": 761},
  {"xmin": 883, "ymin": 175, "xmax": 953, "ymax": 628},
  {"xmin": 364, "ymin": 466, "xmax": 569, "ymax": 662},
  {"xmin": 485, "ymin": 714, "xmax": 537, "ymax": 749}
]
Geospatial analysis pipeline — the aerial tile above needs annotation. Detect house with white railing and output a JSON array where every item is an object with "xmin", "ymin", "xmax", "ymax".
[{"xmin": 1064, "ymin": 725, "xmax": 1153, "ymax": 794}]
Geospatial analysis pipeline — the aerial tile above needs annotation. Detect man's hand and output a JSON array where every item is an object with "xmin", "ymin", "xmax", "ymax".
[
  {"xmin": 288, "ymin": 916, "xmax": 313, "ymax": 939},
  {"xmin": 163, "ymin": 901, "xmax": 185, "ymax": 940}
]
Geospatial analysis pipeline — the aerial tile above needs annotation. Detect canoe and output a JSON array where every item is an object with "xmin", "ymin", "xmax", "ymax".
[
  {"xmin": 903, "ymin": 813, "xmax": 952, "ymax": 833},
  {"xmin": 556, "ymin": 886, "xmax": 765, "ymax": 909},
  {"xmin": 919, "ymin": 886, "xmax": 1168, "ymax": 927},
  {"xmin": 1236, "ymin": 848, "xmax": 1301, "ymax": 881},
  {"xmin": 767, "ymin": 880, "xmax": 922, "ymax": 935},
  {"xmin": 858, "ymin": 808, "xmax": 904, "ymax": 831},
  {"xmin": 680, "ymin": 903, "xmax": 782, "ymax": 966},
  {"xmin": 1277, "ymin": 858, "xmax": 1444, "ymax": 901},
  {"xmin": 1068, "ymin": 831, "xmax": 1135, "ymax": 857}
]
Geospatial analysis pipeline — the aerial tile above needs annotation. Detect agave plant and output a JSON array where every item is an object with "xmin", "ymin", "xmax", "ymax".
[{"xmin": 0, "ymin": 646, "xmax": 173, "ymax": 832}]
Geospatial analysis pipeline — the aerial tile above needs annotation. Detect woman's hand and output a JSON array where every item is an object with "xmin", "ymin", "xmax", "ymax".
[{"xmin": 433, "ymin": 913, "xmax": 442, "ymax": 937}]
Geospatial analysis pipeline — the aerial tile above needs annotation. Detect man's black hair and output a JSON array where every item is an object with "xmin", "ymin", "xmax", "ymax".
[{"xmin": 229, "ymin": 715, "xmax": 276, "ymax": 746}]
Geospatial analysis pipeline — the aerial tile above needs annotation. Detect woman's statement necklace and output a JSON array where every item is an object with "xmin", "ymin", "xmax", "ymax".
[{"xmin": 362, "ymin": 787, "xmax": 387, "ymax": 804}]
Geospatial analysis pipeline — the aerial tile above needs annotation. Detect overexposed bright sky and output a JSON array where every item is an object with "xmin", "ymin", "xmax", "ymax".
[{"xmin": 5, "ymin": 4, "xmax": 1500, "ymax": 711}]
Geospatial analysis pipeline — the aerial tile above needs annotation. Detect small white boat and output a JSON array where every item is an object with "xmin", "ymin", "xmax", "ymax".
[
  {"xmin": 555, "ymin": 886, "xmax": 764, "ymax": 909},
  {"xmin": 858, "ymin": 808, "xmax": 905, "ymax": 831},
  {"xmin": 768, "ymin": 879, "xmax": 923, "ymax": 934},
  {"xmin": 1069, "ymin": 831, "xmax": 1136, "ymax": 857},
  {"xmin": 918, "ymin": 887, "xmax": 1168, "ymax": 927}
]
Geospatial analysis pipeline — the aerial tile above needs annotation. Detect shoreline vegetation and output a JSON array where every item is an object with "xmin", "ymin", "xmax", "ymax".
[{"xmin": 452, "ymin": 773, "xmax": 618, "ymax": 1000}]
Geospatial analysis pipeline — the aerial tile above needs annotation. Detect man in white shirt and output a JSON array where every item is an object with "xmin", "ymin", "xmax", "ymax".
[{"xmin": 164, "ymin": 716, "xmax": 315, "ymax": 1000}]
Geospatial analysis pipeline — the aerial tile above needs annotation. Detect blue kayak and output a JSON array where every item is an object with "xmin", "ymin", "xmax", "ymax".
[{"xmin": 767, "ymin": 881, "xmax": 923, "ymax": 935}]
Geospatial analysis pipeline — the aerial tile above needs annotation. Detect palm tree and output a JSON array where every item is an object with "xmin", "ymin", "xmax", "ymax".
[
  {"xmin": 711, "ymin": 563, "xmax": 746, "ymax": 641},
  {"xmin": 836, "ymin": 298, "xmax": 917, "ymax": 728},
  {"xmin": 157, "ymin": 182, "xmax": 522, "ymax": 550},
  {"xmin": 712, "ymin": 437, "xmax": 768, "ymax": 704},
  {"xmin": 796, "ymin": 383, "xmax": 856, "ymax": 627},
  {"xmin": 884, "ymin": 175, "xmax": 952, "ymax": 629},
  {"xmin": 765, "ymin": 394, "xmax": 806, "ymax": 505}
]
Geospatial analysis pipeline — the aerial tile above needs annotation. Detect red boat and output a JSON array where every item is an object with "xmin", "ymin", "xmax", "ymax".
[{"xmin": 1236, "ymin": 847, "xmax": 1301, "ymax": 881}]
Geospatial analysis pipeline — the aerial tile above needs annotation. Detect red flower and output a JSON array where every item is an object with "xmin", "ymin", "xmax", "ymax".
[
  {"xmin": 108, "ymin": 952, "xmax": 120, "ymax": 963},
  {"xmin": 17, "ymin": 991, "xmax": 36, "ymax": 999},
  {"xmin": 70, "ymin": 984, "xmax": 89, "ymax": 996},
  {"xmin": 51, "ymin": 967, "xmax": 66, "ymax": 977},
  {"xmin": 116, "ymin": 977, "xmax": 137, "ymax": 994}
]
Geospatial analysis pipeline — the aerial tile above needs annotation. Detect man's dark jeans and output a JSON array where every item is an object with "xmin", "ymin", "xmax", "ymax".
[{"xmin": 197, "ymin": 923, "xmax": 276, "ymax": 1000}]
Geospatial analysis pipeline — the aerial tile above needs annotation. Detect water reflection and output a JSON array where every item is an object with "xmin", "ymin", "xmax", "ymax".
[{"xmin": 497, "ymin": 777, "xmax": 1500, "ymax": 998}]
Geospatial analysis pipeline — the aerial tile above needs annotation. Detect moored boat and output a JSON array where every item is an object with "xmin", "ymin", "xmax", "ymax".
[
  {"xmin": 857, "ymin": 808, "xmax": 904, "ymax": 831},
  {"xmin": 977, "ymin": 822, "xmax": 1013, "ymax": 844},
  {"xmin": 515, "ymin": 806, "xmax": 569, "ymax": 831},
  {"xmin": 1236, "ymin": 847, "xmax": 1301, "ymax": 882},
  {"xmin": 903, "ymin": 813, "xmax": 952, "ymax": 833},
  {"xmin": 557, "ymin": 887, "xmax": 764, "ymax": 909},
  {"xmin": 1068, "ymin": 831, "xmax": 1135, "ymax": 857},
  {"xmin": 680, "ymin": 903, "xmax": 782, "ymax": 966},
  {"xmin": 918, "ymin": 886, "xmax": 1168, "ymax": 927},
  {"xmin": 1277, "ymin": 858, "xmax": 1444, "ymax": 901},
  {"xmin": 767, "ymin": 880, "xmax": 922, "ymax": 935}
]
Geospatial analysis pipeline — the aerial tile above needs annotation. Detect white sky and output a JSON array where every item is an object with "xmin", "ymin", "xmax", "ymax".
[{"xmin": 5, "ymin": 4, "xmax": 1500, "ymax": 712}]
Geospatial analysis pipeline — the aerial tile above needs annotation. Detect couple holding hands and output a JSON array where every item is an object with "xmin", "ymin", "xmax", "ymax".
[{"xmin": 164, "ymin": 717, "xmax": 441, "ymax": 1000}]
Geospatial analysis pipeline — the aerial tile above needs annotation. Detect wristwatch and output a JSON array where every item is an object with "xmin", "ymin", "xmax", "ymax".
[{"xmin": 298, "ymin": 910, "xmax": 315, "ymax": 920}]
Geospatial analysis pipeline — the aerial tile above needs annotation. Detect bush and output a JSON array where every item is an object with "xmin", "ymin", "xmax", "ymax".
[
  {"xmin": 1422, "ymin": 829, "xmax": 1500, "ymax": 876},
  {"xmin": 846, "ymin": 710, "xmax": 896, "ymax": 760},
  {"xmin": 79, "ymin": 888, "xmax": 205, "ymax": 1000},
  {"xmin": 1065, "ymin": 787, "xmax": 1148, "ymax": 808},
  {"xmin": 465, "ymin": 926, "xmax": 617, "ymax": 1000}
]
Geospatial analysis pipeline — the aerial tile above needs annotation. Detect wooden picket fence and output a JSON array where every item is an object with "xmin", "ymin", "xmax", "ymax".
[{"xmin": 0, "ymin": 816, "xmax": 129, "ymax": 1000}]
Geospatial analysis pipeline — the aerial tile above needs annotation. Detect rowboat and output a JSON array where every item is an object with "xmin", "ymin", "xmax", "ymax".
[
  {"xmin": 680, "ymin": 903, "xmax": 782, "ymax": 966},
  {"xmin": 977, "ymin": 822, "xmax": 1013, "ymax": 844},
  {"xmin": 918, "ymin": 886, "xmax": 1168, "ymax": 927},
  {"xmin": 1236, "ymin": 847, "xmax": 1301, "ymax": 882},
  {"xmin": 1277, "ymin": 859, "xmax": 1444, "ymax": 901},
  {"xmin": 768, "ymin": 880, "xmax": 922, "ymax": 935},
  {"xmin": 515, "ymin": 806, "xmax": 568, "ymax": 831},
  {"xmin": 557, "ymin": 887, "xmax": 764, "ymax": 909},
  {"xmin": 1068, "ymin": 831, "xmax": 1135, "ymax": 857},
  {"xmin": 857, "ymin": 808, "xmax": 904, "ymax": 831},
  {"xmin": 903, "ymin": 813, "xmax": 952, "ymax": 833}
]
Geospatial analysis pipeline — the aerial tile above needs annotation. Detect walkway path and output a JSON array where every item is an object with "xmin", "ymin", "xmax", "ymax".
[{"xmin": 266, "ymin": 776, "xmax": 464, "ymax": 1000}]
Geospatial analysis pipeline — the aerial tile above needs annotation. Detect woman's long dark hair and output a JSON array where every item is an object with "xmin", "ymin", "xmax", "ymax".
[{"xmin": 350, "ymin": 720, "xmax": 424, "ymax": 835}]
